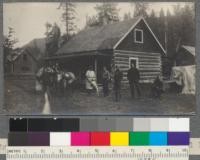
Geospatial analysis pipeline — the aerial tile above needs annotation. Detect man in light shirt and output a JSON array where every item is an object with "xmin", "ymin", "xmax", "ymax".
[{"xmin": 85, "ymin": 66, "xmax": 99, "ymax": 95}]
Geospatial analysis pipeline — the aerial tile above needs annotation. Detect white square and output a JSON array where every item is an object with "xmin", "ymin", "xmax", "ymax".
[
  {"xmin": 50, "ymin": 132, "xmax": 71, "ymax": 146},
  {"xmin": 169, "ymin": 118, "xmax": 190, "ymax": 132}
]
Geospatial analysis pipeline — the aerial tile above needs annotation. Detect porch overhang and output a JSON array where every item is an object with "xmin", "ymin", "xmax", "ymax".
[{"xmin": 43, "ymin": 49, "xmax": 113, "ymax": 60}]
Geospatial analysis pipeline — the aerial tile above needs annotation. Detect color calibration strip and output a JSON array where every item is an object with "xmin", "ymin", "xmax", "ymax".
[
  {"xmin": 8, "ymin": 118, "xmax": 190, "ymax": 147},
  {"xmin": 9, "ymin": 118, "xmax": 189, "ymax": 132},
  {"xmin": 8, "ymin": 131, "xmax": 190, "ymax": 146},
  {"xmin": 7, "ymin": 118, "xmax": 190, "ymax": 160}
]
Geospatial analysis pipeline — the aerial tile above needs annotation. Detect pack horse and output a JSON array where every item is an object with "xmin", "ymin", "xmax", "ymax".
[{"xmin": 35, "ymin": 66, "xmax": 76, "ymax": 95}]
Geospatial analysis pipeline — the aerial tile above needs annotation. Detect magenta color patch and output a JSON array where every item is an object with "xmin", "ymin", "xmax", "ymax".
[{"xmin": 71, "ymin": 132, "xmax": 90, "ymax": 146}]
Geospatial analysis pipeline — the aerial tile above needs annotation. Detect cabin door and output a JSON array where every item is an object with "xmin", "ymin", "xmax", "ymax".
[{"xmin": 96, "ymin": 56, "xmax": 111, "ymax": 84}]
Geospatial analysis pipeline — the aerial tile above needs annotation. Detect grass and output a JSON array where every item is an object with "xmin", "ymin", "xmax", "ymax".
[{"xmin": 4, "ymin": 78, "xmax": 196, "ymax": 115}]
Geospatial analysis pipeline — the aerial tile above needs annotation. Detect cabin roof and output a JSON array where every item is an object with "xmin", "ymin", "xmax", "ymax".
[
  {"xmin": 23, "ymin": 38, "xmax": 46, "ymax": 61},
  {"xmin": 7, "ymin": 38, "xmax": 46, "ymax": 62},
  {"xmin": 55, "ymin": 16, "xmax": 165, "ymax": 57},
  {"xmin": 7, "ymin": 49, "xmax": 24, "ymax": 62}
]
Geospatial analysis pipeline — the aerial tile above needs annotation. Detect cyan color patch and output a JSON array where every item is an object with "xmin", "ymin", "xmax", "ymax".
[{"xmin": 150, "ymin": 132, "xmax": 167, "ymax": 146}]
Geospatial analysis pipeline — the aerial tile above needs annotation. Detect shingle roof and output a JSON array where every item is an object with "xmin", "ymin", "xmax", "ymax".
[
  {"xmin": 182, "ymin": 45, "xmax": 195, "ymax": 56},
  {"xmin": 7, "ymin": 49, "xmax": 24, "ymax": 62},
  {"xmin": 56, "ymin": 17, "xmax": 142, "ymax": 56},
  {"xmin": 7, "ymin": 38, "xmax": 46, "ymax": 62},
  {"xmin": 23, "ymin": 38, "xmax": 46, "ymax": 61}
]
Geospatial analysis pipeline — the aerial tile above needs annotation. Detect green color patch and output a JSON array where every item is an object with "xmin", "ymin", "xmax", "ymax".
[{"xmin": 129, "ymin": 132, "xmax": 150, "ymax": 146}]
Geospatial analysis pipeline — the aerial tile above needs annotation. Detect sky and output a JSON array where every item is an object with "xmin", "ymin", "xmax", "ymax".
[{"xmin": 3, "ymin": 2, "xmax": 194, "ymax": 48}]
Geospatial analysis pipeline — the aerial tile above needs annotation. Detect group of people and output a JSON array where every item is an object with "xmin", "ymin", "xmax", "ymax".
[
  {"xmin": 85, "ymin": 63, "xmax": 164, "ymax": 101},
  {"xmin": 37, "ymin": 62, "xmax": 164, "ymax": 100}
]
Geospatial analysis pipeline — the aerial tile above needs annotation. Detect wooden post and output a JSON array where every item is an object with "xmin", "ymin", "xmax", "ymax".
[{"xmin": 94, "ymin": 56, "xmax": 98, "ymax": 82}]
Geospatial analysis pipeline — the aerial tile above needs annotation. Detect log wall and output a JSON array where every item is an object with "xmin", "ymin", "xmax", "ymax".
[{"xmin": 114, "ymin": 50, "xmax": 162, "ymax": 83}]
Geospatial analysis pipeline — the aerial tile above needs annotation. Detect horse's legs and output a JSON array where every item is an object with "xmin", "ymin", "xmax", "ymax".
[
  {"xmin": 55, "ymin": 81, "xmax": 60, "ymax": 96},
  {"xmin": 63, "ymin": 80, "xmax": 67, "ymax": 96}
]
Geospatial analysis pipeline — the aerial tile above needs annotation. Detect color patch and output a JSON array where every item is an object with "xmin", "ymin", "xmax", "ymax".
[
  {"xmin": 91, "ymin": 132, "xmax": 110, "ymax": 146},
  {"xmin": 110, "ymin": 132, "xmax": 129, "ymax": 146},
  {"xmin": 150, "ymin": 118, "xmax": 169, "ymax": 131},
  {"xmin": 8, "ymin": 132, "xmax": 28, "ymax": 146},
  {"xmin": 149, "ymin": 132, "xmax": 167, "ymax": 146},
  {"xmin": 169, "ymin": 118, "xmax": 189, "ymax": 132},
  {"xmin": 133, "ymin": 118, "xmax": 150, "ymax": 131},
  {"xmin": 28, "ymin": 118, "xmax": 80, "ymax": 132},
  {"xmin": 115, "ymin": 118, "xmax": 133, "ymax": 131},
  {"xmin": 28, "ymin": 132, "xmax": 49, "ymax": 146},
  {"xmin": 97, "ymin": 118, "xmax": 116, "ymax": 131},
  {"xmin": 50, "ymin": 132, "xmax": 71, "ymax": 146},
  {"xmin": 71, "ymin": 132, "xmax": 90, "ymax": 146},
  {"xmin": 10, "ymin": 118, "xmax": 28, "ymax": 132},
  {"xmin": 168, "ymin": 132, "xmax": 190, "ymax": 145},
  {"xmin": 129, "ymin": 132, "xmax": 149, "ymax": 146},
  {"xmin": 80, "ymin": 118, "xmax": 98, "ymax": 131}
]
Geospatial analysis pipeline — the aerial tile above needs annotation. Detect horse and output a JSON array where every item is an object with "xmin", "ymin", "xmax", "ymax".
[
  {"xmin": 36, "ymin": 67, "xmax": 76, "ymax": 96},
  {"xmin": 55, "ymin": 71, "xmax": 76, "ymax": 96},
  {"xmin": 36, "ymin": 66, "xmax": 55, "ymax": 96}
]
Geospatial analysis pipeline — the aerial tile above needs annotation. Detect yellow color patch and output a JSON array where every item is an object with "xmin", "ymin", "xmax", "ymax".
[{"xmin": 110, "ymin": 132, "xmax": 129, "ymax": 146}]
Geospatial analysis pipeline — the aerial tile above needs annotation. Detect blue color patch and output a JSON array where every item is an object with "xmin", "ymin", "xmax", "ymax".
[{"xmin": 149, "ymin": 132, "xmax": 167, "ymax": 146}]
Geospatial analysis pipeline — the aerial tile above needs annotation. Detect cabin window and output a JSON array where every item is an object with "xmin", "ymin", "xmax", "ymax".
[
  {"xmin": 134, "ymin": 29, "xmax": 143, "ymax": 43},
  {"xmin": 129, "ymin": 57, "xmax": 139, "ymax": 69}
]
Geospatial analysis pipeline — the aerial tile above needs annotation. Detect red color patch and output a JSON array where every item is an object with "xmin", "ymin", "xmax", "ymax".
[{"xmin": 91, "ymin": 132, "xmax": 110, "ymax": 146}]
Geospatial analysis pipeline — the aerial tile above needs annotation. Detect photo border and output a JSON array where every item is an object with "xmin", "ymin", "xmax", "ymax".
[{"xmin": 0, "ymin": 0, "xmax": 199, "ymax": 117}]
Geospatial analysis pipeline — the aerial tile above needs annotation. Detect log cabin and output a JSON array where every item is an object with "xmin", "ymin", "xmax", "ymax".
[
  {"xmin": 47, "ymin": 16, "xmax": 166, "ymax": 84},
  {"xmin": 6, "ymin": 38, "xmax": 46, "ymax": 76}
]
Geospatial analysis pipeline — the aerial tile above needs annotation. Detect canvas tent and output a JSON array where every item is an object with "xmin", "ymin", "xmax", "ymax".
[
  {"xmin": 172, "ymin": 65, "xmax": 195, "ymax": 94},
  {"xmin": 172, "ymin": 45, "xmax": 195, "ymax": 94}
]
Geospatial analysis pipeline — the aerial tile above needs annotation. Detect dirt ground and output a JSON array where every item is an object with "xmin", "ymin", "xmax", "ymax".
[{"xmin": 3, "ymin": 78, "xmax": 196, "ymax": 115}]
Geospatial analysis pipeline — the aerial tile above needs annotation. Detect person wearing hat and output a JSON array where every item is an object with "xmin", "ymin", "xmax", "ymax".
[{"xmin": 127, "ymin": 62, "xmax": 141, "ymax": 98}]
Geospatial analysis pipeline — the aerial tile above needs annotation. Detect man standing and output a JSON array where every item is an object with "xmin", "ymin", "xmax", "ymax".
[
  {"xmin": 102, "ymin": 67, "xmax": 110, "ymax": 97},
  {"xmin": 127, "ymin": 63, "xmax": 141, "ymax": 98},
  {"xmin": 85, "ymin": 66, "xmax": 99, "ymax": 95},
  {"xmin": 113, "ymin": 65, "xmax": 123, "ymax": 102}
]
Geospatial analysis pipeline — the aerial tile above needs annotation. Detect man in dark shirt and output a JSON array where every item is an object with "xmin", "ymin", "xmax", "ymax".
[
  {"xmin": 102, "ymin": 67, "xmax": 111, "ymax": 97},
  {"xmin": 113, "ymin": 65, "xmax": 123, "ymax": 102},
  {"xmin": 127, "ymin": 63, "xmax": 141, "ymax": 98}
]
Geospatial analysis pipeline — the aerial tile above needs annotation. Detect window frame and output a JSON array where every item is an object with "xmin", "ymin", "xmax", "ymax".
[
  {"xmin": 129, "ymin": 57, "xmax": 139, "ymax": 69},
  {"xmin": 134, "ymin": 28, "xmax": 144, "ymax": 43}
]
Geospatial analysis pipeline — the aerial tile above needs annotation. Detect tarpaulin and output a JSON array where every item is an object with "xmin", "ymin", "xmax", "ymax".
[{"xmin": 172, "ymin": 65, "xmax": 195, "ymax": 94}]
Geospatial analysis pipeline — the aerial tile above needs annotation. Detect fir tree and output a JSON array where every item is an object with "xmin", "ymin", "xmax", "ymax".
[
  {"xmin": 3, "ymin": 27, "xmax": 18, "ymax": 72},
  {"xmin": 133, "ymin": 2, "xmax": 149, "ymax": 18},
  {"xmin": 86, "ymin": 3, "xmax": 120, "ymax": 27},
  {"xmin": 123, "ymin": 12, "xmax": 132, "ymax": 20},
  {"xmin": 58, "ymin": 1, "xmax": 76, "ymax": 40}
]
